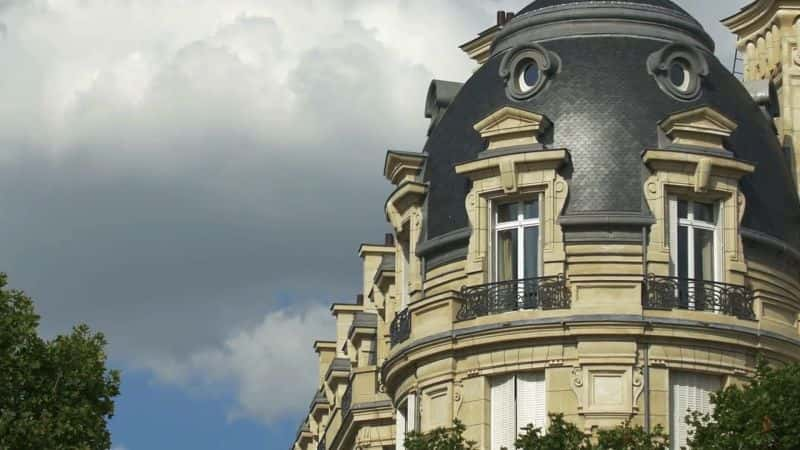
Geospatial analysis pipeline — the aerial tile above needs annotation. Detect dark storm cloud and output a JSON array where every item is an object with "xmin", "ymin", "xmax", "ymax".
[{"xmin": 0, "ymin": 0, "xmax": 752, "ymax": 423}]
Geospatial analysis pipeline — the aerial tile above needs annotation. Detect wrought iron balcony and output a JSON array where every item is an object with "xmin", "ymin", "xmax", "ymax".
[
  {"xmin": 390, "ymin": 308, "xmax": 411, "ymax": 346},
  {"xmin": 643, "ymin": 274, "xmax": 756, "ymax": 321},
  {"xmin": 457, "ymin": 275, "xmax": 571, "ymax": 321},
  {"xmin": 341, "ymin": 384, "xmax": 352, "ymax": 418}
]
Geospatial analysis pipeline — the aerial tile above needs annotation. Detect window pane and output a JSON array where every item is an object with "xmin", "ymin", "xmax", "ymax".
[
  {"xmin": 524, "ymin": 226, "xmax": 539, "ymax": 279},
  {"xmin": 677, "ymin": 226, "xmax": 688, "ymax": 279},
  {"xmin": 523, "ymin": 199, "xmax": 539, "ymax": 220},
  {"xmin": 497, "ymin": 203, "xmax": 519, "ymax": 223},
  {"xmin": 694, "ymin": 229, "xmax": 715, "ymax": 281},
  {"xmin": 678, "ymin": 200, "xmax": 689, "ymax": 219},
  {"xmin": 497, "ymin": 229, "xmax": 518, "ymax": 282},
  {"xmin": 694, "ymin": 202, "xmax": 715, "ymax": 223}
]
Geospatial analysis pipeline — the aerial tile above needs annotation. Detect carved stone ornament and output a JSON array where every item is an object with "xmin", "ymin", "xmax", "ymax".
[
  {"xmin": 570, "ymin": 367, "xmax": 584, "ymax": 411},
  {"xmin": 632, "ymin": 367, "xmax": 645, "ymax": 411}
]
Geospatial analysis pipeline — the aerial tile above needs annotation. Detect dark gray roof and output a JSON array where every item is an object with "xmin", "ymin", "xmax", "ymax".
[
  {"xmin": 422, "ymin": 36, "xmax": 800, "ymax": 254},
  {"xmin": 325, "ymin": 357, "xmax": 351, "ymax": 380},
  {"xmin": 372, "ymin": 254, "xmax": 396, "ymax": 284},
  {"xmin": 309, "ymin": 389, "xmax": 329, "ymax": 410},
  {"xmin": 350, "ymin": 312, "xmax": 378, "ymax": 329},
  {"xmin": 518, "ymin": 0, "xmax": 690, "ymax": 16}
]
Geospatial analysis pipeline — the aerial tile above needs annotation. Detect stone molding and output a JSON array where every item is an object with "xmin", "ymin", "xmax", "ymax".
[
  {"xmin": 473, "ymin": 106, "xmax": 552, "ymax": 150},
  {"xmin": 658, "ymin": 106, "xmax": 738, "ymax": 150},
  {"xmin": 455, "ymin": 149, "xmax": 569, "ymax": 282}
]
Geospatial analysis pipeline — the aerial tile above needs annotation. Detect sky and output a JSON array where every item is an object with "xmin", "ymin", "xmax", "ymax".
[{"xmin": 0, "ymin": 0, "xmax": 752, "ymax": 449}]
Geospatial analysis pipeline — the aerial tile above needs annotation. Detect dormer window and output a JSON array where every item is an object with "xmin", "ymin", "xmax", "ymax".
[
  {"xmin": 669, "ymin": 197, "xmax": 722, "ymax": 310},
  {"xmin": 494, "ymin": 198, "xmax": 541, "ymax": 282}
]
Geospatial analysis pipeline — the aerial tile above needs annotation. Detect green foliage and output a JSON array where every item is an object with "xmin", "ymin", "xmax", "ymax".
[
  {"xmin": 404, "ymin": 419, "xmax": 477, "ymax": 450},
  {"xmin": 512, "ymin": 414, "xmax": 589, "ymax": 450},
  {"xmin": 687, "ymin": 361, "xmax": 800, "ymax": 450},
  {"xmin": 405, "ymin": 414, "xmax": 668, "ymax": 450},
  {"xmin": 0, "ymin": 273, "xmax": 121, "ymax": 450},
  {"xmin": 404, "ymin": 362, "xmax": 800, "ymax": 450},
  {"xmin": 595, "ymin": 421, "xmax": 669, "ymax": 450}
]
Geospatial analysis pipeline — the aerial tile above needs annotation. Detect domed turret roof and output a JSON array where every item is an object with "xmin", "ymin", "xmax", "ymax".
[
  {"xmin": 419, "ymin": 0, "xmax": 800, "ymax": 260},
  {"xmin": 518, "ymin": 0, "xmax": 690, "ymax": 17}
]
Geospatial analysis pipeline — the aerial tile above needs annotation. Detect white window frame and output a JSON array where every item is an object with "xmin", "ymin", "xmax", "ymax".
[
  {"xmin": 490, "ymin": 372, "xmax": 547, "ymax": 450},
  {"xmin": 669, "ymin": 371, "xmax": 721, "ymax": 450},
  {"xmin": 490, "ymin": 196, "xmax": 543, "ymax": 283},
  {"xmin": 399, "ymin": 237, "xmax": 411, "ymax": 309},
  {"xmin": 668, "ymin": 197, "xmax": 723, "ymax": 283},
  {"xmin": 395, "ymin": 393, "xmax": 417, "ymax": 449}
]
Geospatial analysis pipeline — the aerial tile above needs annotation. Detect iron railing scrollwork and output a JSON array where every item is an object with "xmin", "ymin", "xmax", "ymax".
[
  {"xmin": 643, "ymin": 274, "xmax": 756, "ymax": 320},
  {"xmin": 390, "ymin": 308, "xmax": 411, "ymax": 346},
  {"xmin": 341, "ymin": 384, "xmax": 352, "ymax": 418},
  {"xmin": 457, "ymin": 275, "xmax": 571, "ymax": 321}
]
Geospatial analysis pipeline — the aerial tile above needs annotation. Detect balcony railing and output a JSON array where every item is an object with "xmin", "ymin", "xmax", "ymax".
[
  {"xmin": 341, "ymin": 384, "xmax": 352, "ymax": 418},
  {"xmin": 390, "ymin": 308, "xmax": 411, "ymax": 346},
  {"xmin": 643, "ymin": 274, "xmax": 756, "ymax": 320},
  {"xmin": 457, "ymin": 275, "xmax": 571, "ymax": 321}
]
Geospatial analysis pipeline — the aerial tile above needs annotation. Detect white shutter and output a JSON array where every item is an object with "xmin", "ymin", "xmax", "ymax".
[
  {"xmin": 491, "ymin": 375, "xmax": 516, "ymax": 450},
  {"xmin": 671, "ymin": 372, "xmax": 721, "ymax": 449},
  {"xmin": 396, "ymin": 401, "xmax": 407, "ymax": 449},
  {"xmin": 516, "ymin": 372, "xmax": 546, "ymax": 436},
  {"xmin": 407, "ymin": 393, "xmax": 418, "ymax": 433}
]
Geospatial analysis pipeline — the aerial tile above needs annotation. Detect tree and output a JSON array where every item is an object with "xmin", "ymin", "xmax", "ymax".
[
  {"xmin": 513, "ymin": 414, "xmax": 589, "ymax": 450},
  {"xmin": 595, "ymin": 421, "xmax": 668, "ymax": 450},
  {"xmin": 687, "ymin": 361, "xmax": 800, "ymax": 450},
  {"xmin": 404, "ymin": 414, "xmax": 668, "ymax": 450},
  {"xmin": 404, "ymin": 419, "xmax": 476, "ymax": 450},
  {"xmin": 0, "ymin": 273, "xmax": 121, "ymax": 450}
]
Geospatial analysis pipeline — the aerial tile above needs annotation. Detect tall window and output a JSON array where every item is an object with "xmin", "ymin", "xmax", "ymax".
[
  {"xmin": 400, "ymin": 238, "xmax": 411, "ymax": 308},
  {"xmin": 670, "ymin": 372, "xmax": 721, "ymax": 450},
  {"xmin": 395, "ymin": 393, "xmax": 417, "ymax": 449},
  {"xmin": 490, "ymin": 373, "xmax": 546, "ymax": 450},
  {"xmin": 494, "ymin": 198, "xmax": 541, "ymax": 282},
  {"xmin": 669, "ymin": 198, "xmax": 721, "ymax": 308}
]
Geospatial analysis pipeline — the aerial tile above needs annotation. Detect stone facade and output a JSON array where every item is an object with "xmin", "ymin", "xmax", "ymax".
[{"xmin": 292, "ymin": 2, "xmax": 800, "ymax": 450}]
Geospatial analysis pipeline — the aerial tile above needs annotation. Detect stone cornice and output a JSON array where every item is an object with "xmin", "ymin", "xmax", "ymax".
[
  {"xmin": 313, "ymin": 340, "xmax": 337, "ymax": 353},
  {"xmin": 358, "ymin": 243, "xmax": 394, "ymax": 258},
  {"xmin": 455, "ymin": 149, "xmax": 569, "ymax": 194},
  {"xmin": 642, "ymin": 149, "xmax": 755, "ymax": 192},
  {"xmin": 384, "ymin": 150, "xmax": 426, "ymax": 186}
]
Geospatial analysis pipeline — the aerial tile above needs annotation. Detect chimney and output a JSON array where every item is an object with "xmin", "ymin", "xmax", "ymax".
[{"xmin": 497, "ymin": 11, "xmax": 515, "ymax": 26}]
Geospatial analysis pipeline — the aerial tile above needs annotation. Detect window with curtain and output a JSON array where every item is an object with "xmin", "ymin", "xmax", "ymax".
[
  {"xmin": 490, "ymin": 373, "xmax": 546, "ymax": 450},
  {"xmin": 494, "ymin": 198, "xmax": 541, "ymax": 282},
  {"xmin": 670, "ymin": 371, "xmax": 721, "ymax": 450},
  {"xmin": 669, "ymin": 198, "xmax": 721, "ymax": 309}
]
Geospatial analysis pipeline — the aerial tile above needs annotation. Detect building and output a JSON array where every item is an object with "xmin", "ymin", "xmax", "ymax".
[{"xmin": 291, "ymin": 1, "xmax": 800, "ymax": 449}]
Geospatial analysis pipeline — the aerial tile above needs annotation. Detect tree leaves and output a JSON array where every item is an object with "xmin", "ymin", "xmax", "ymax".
[
  {"xmin": 0, "ymin": 273, "xmax": 120, "ymax": 450},
  {"xmin": 687, "ymin": 361, "xmax": 800, "ymax": 450}
]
